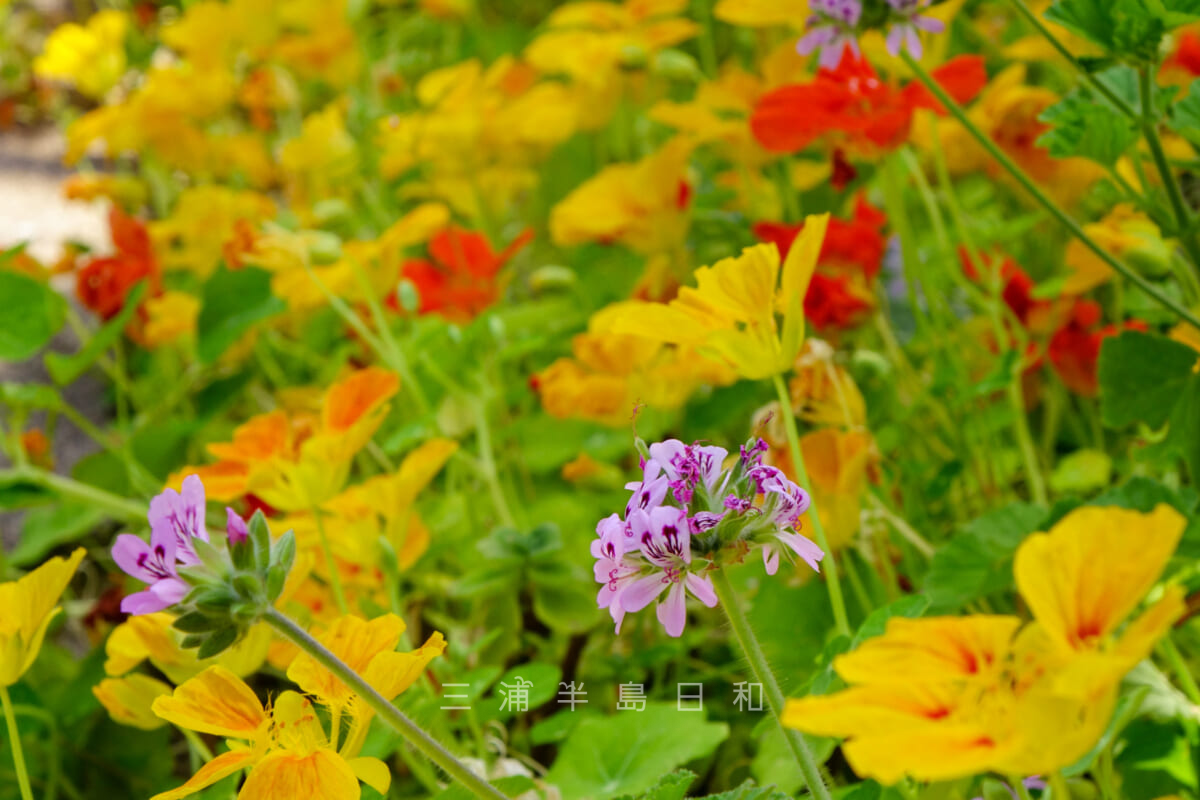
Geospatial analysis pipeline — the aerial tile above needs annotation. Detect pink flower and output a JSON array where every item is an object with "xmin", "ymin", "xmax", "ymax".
[{"xmin": 619, "ymin": 507, "xmax": 718, "ymax": 638}]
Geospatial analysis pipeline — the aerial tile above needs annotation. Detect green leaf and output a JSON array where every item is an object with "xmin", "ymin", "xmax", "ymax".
[
  {"xmin": 0, "ymin": 271, "xmax": 67, "ymax": 361},
  {"xmin": 697, "ymin": 782, "xmax": 794, "ymax": 800},
  {"xmin": 1168, "ymin": 79, "xmax": 1200, "ymax": 146},
  {"xmin": 1168, "ymin": 377, "xmax": 1200, "ymax": 481},
  {"xmin": 476, "ymin": 662, "xmax": 562, "ymax": 721},
  {"xmin": 1099, "ymin": 331, "xmax": 1199, "ymax": 428},
  {"xmin": 1038, "ymin": 92, "xmax": 1139, "ymax": 166},
  {"xmin": 44, "ymin": 282, "xmax": 147, "ymax": 385},
  {"xmin": 8, "ymin": 501, "xmax": 105, "ymax": 567},
  {"xmin": 544, "ymin": 703, "xmax": 729, "ymax": 800},
  {"xmin": 923, "ymin": 503, "xmax": 1046, "ymax": 612},
  {"xmin": 196, "ymin": 266, "xmax": 285, "ymax": 365},
  {"xmin": 612, "ymin": 770, "xmax": 695, "ymax": 800},
  {"xmin": 1115, "ymin": 719, "xmax": 1198, "ymax": 800},
  {"xmin": 1045, "ymin": 0, "xmax": 1166, "ymax": 61}
]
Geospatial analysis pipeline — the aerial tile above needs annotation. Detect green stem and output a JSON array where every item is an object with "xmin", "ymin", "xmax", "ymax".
[
  {"xmin": 1009, "ymin": 775, "xmax": 1035, "ymax": 800},
  {"xmin": 771, "ymin": 374, "xmax": 851, "ymax": 637},
  {"xmin": 693, "ymin": 0, "xmax": 718, "ymax": 78},
  {"xmin": 472, "ymin": 401, "xmax": 517, "ymax": 529},
  {"xmin": 310, "ymin": 505, "xmax": 349, "ymax": 615},
  {"xmin": 1004, "ymin": 0, "xmax": 1136, "ymax": 117},
  {"xmin": 709, "ymin": 570, "xmax": 832, "ymax": 800},
  {"xmin": 1007, "ymin": 377, "xmax": 1048, "ymax": 505},
  {"xmin": 263, "ymin": 609, "xmax": 508, "ymax": 800},
  {"xmin": 1159, "ymin": 634, "xmax": 1200, "ymax": 705},
  {"xmin": 348, "ymin": 260, "xmax": 431, "ymax": 416},
  {"xmin": 1050, "ymin": 771, "xmax": 1071, "ymax": 800},
  {"xmin": 901, "ymin": 52, "xmax": 1200, "ymax": 331},
  {"xmin": 1140, "ymin": 66, "xmax": 1200, "ymax": 271},
  {"xmin": 1, "ymin": 686, "xmax": 34, "ymax": 800},
  {"xmin": 2, "ymin": 466, "xmax": 147, "ymax": 522}
]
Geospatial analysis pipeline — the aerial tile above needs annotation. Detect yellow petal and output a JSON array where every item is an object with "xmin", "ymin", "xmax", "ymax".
[
  {"xmin": 150, "ymin": 748, "xmax": 258, "ymax": 800},
  {"xmin": 834, "ymin": 616, "xmax": 1021, "ymax": 686},
  {"xmin": 238, "ymin": 750, "xmax": 360, "ymax": 800},
  {"xmin": 287, "ymin": 615, "xmax": 406, "ymax": 709},
  {"xmin": 0, "ymin": 547, "xmax": 85, "ymax": 685},
  {"xmin": 1014, "ymin": 504, "xmax": 1185, "ymax": 652},
  {"xmin": 93, "ymin": 674, "xmax": 173, "ymax": 730},
  {"xmin": 1114, "ymin": 584, "xmax": 1187, "ymax": 667},
  {"xmin": 362, "ymin": 631, "xmax": 446, "ymax": 701},
  {"xmin": 152, "ymin": 665, "xmax": 267, "ymax": 738},
  {"xmin": 843, "ymin": 724, "xmax": 1011, "ymax": 786},
  {"xmin": 781, "ymin": 683, "xmax": 965, "ymax": 739},
  {"xmin": 347, "ymin": 757, "xmax": 391, "ymax": 795}
]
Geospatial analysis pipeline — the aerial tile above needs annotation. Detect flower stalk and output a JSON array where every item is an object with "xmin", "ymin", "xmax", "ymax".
[
  {"xmin": 772, "ymin": 373, "xmax": 852, "ymax": 637},
  {"xmin": 709, "ymin": 570, "xmax": 833, "ymax": 800},
  {"xmin": 263, "ymin": 608, "xmax": 509, "ymax": 800},
  {"xmin": 1, "ymin": 686, "xmax": 34, "ymax": 800}
]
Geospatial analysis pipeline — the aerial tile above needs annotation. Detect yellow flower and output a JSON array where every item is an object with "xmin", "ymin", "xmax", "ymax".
[
  {"xmin": 93, "ymin": 674, "xmax": 174, "ymax": 730},
  {"xmin": 0, "ymin": 549, "xmax": 86, "ymax": 687},
  {"xmin": 788, "ymin": 340, "xmax": 867, "ymax": 428},
  {"xmin": 796, "ymin": 428, "xmax": 875, "ymax": 551},
  {"xmin": 1063, "ymin": 205, "xmax": 1173, "ymax": 294},
  {"xmin": 550, "ymin": 138, "xmax": 694, "ymax": 256},
  {"xmin": 176, "ymin": 368, "xmax": 401, "ymax": 510},
  {"xmin": 153, "ymin": 614, "xmax": 444, "ymax": 800},
  {"xmin": 150, "ymin": 186, "xmax": 275, "ymax": 278},
  {"xmin": 782, "ymin": 504, "xmax": 1185, "ymax": 785},
  {"xmin": 280, "ymin": 104, "xmax": 360, "ymax": 221},
  {"xmin": 34, "ymin": 10, "xmax": 128, "ymax": 99},
  {"xmin": 714, "ymin": 0, "xmax": 805, "ymax": 27},
  {"xmin": 104, "ymin": 612, "xmax": 271, "ymax": 685},
  {"xmin": 608, "ymin": 214, "xmax": 829, "ymax": 379},
  {"xmin": 141, "ymin": 291, "xmax": 201, "ymax": 348}
]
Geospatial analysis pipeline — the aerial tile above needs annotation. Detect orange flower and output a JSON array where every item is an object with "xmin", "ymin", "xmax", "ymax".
[
  {"xmin": 751, "ymin": 51, "xmax": 986, "ymax": 158},
  {"xmin": 76, "ymin": 208, "xmax": 160, "ymax": 320}
]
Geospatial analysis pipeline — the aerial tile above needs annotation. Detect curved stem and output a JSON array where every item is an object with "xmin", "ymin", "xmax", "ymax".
[
  {"xmin": 771, "ymin": 374, "xmax": 851, "ymax": 637},
  {"xmin": 264, "ymin": 608, "xmax": 509, "ymax": 800},
  {"xmin": 310, "ymin": 505, "xmax": 349, "ymax": 615},
  {"xmin": 1004, "ymin": 0, "xmax": 1136, "ymax": 118},
  {"xmin": 1, "ymin": 686, "xmax": 34, "ymax": 800},
  {"xmin": 901, "ymin": 52, "xmax": 1200, "ymax": 331},
  {"xmin": 1159, "ymin": 634, "xmax": 1200, "ymax": 705},
  {"xmin": 1, "ymin": 466, "xmax": 147, "ymax": 522},
  {"xmin": 710, "ymin": 570, "xmax": 833, "ymax": 800}
]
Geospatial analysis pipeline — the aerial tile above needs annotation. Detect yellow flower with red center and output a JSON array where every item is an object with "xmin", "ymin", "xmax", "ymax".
[
  {"xmin": 782, "ymin": 504, "xmax": 1186, "ymax": 785},
  {"xmin": 175, "ymin": 368, "xmax": 400, "ymax": 511},
  {"xmin": 151, "ymin": 614, "xmax": 444, "ymax": 800},
  {"xmin": 550, "ymin": 138, "xmax": 695, "ymax": 256}
]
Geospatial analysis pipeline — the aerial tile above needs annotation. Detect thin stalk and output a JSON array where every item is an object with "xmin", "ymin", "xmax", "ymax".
[
  {"xmin": 1010, "ymin": 775, "xmax": 1036, "ymax": 800},
  {"xmin": 1159, "ymin": 635, "xmax": 1200, "ymax": 705},
  {"xmin": 1, "ymin": 686, "xmax": 34, "ymax": 800},
  {"xmin": 2, "ymin": 467, "xmax": 147, "ymax": 522},
  {"xmin": 264, "ymin": 609, "xmax": 509, "ymax": 800},
  {"xmin": 472, "ymin": 401, "xmax": 517, "ymax": 529},
  {"xmin": 1050, "ymin": 771, "xmax": 1071, "ymax": 800},
  {"xmin": 901, "ymin": 52, "xmax": 1200, "ymax": 330},
  {"xmin": 771, "ymin": 374, "xmax": 851, "ymax": 637},
  {"xmin": 1004, "ymin": 0, "xmax": 1136, "ymax": 117},
  {"xmin": 693, "ymin": 0, "xmax": 718, "ymax": 78},
  {"xmin": 310, "ymin": 505, "xmax": 349, "ymax": 615},
  {"xmin": 1140, "ymin": 66, "xmax": 1200, "ymax": 271},
  {"xmin": 709, "ymin": 570, "xmax": 833, "ymax": 800},
  {"xmin": 348, "ymin": 260, "xmax": 431, "ymax": 415}
]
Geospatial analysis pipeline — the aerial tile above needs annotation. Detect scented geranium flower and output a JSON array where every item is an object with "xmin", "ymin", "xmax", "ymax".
[
  {"xmin": 883, "ymin": 0, "xmax": 944, "ymax": 60},
  {"xmin": 594, "ymin": 437, "xmax": 824, "ymax": 637},
  {"xmin": 797, "ymin": 0, "xmax": 863, "ymax": 69},
  {"xmin": 112, "ymin": 475, "xmax": 212, "ymax": 615},
  {"xmin": 752, "ymin": 51, "xmax": 986, "ymax": 158},
  {"xmin": 783, "ymin": 505, "xmax": 1186, "ymax": 785}
]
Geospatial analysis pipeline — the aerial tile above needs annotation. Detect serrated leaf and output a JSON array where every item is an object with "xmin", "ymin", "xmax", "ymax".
[
  {"xmin": 1045, "ymin": 0, "xmax": 1165, "ymax": 61},
  {"xmin": 611, "ymin": 770, "xmax": 695, "ymax": 800},
  {"xmin": 544, "ymin": 703, "xmax": 729, "ymax": 800},
  {"xmin": 0, "ymin": 271, "xmax": 67, "ymax": 361},
  {"xmin": 1038, "ymin": 92, "xmax": 1139, "ymax": 166}
]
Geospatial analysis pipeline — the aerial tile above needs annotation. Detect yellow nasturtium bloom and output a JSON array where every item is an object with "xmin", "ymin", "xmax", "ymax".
[
  {"xmin": 1063, "ymin": 205, "xmax": 1173, "ymax": 295},
  {"xmin": 93, "ymin": 674, "xmax": 174, "ymax": 731},
  {"xmin": 609, "ymin": 214, "xmax": 830, "ymax": 380},
  {"xmin": 34, "ymin": 10, "xmax": 128, "ymax": 99},
  {"xmin": 0, "ymin": 548, "xmax": 86, "ymax": 687},
  {"xmin": 152, "ymin": 614, "xmax": 444, "ymax": 800},
  {"xmin": 782, "ymin": 504, "xmax": 1186, "ymax": 785}
]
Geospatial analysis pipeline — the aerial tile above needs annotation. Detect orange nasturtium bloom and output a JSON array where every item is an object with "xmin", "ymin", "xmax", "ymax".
[
  {"xmin": 177, "ymin": 367, "xmax": 400, "ymax": 511},
  {"xmin": 151, "ymin": 614, "xmax": 445, "ymax": 800},
  {"xmin": 782, "ymin": 504, "xmax": 1186, "ymax": 784},
  {"xmin": 606, "ymin": 214, "xmax": 830, "ymax": 380},
  {"xmin": 0, "ymin": 549, "xmax": 86, "ymax": 687}
]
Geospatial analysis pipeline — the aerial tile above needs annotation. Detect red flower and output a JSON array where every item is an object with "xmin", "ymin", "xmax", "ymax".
[
  {"xmin": 390, "ymin": 226, "xmax": 533, "ymax": 321},
  {"xmin": 1165, "ymin": 31, "xmax": 1200, "ymax": 77},
  {"xmin": 750, "ymin": 51, "xmax": 987, "ymax": 156},
  {"xmin": 1048, "ymin": 300, "xmax": 1147, "ymax": 396},
  {"xmin": 960, "ymin": 249, "xmax": 1053, "ymax": 330},
  {"xmin": 753, "ymin": 195, "xmax": 887, "ymax": 331},
  {"xmin": 76, "ymin": 208, "xmax": 159, "ymax": 320}
]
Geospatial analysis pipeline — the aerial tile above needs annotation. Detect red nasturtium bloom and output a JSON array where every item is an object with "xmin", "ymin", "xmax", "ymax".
[
  {"xmin": 1048, "ymin": 300, "xmax": 1147, "ymax": 396},
  {"xmin": 754, "ymin": 195, "xmax": 887, "ymax": 331},
  {"xmin": 750, "ymin": 51, "xmax": 988, "ymax": 156},
  {"xmin": 76, "ymin": 207, "xmax": 160, "ymax": 319},
  {"xmin": 390, "ymin": 226, "xmax": 533, "ymax": 322}
]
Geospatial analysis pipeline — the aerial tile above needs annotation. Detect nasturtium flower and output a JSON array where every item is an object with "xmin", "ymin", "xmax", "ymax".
[
  {"xmin": 279, "ymin": 104, "xmax": 360, "ymax": 221},
  {"xmin": 608, "ymin": 214, "xmax": 829, "ymax": 380},
  {"xmin": 752, "ymin": 50, "xmax": 986, "ymax": 158},
  {"xmin": 104, "ymin": 612, "xmax": 272, "ymax": 686},
  {"xmin": 141, "ymin": 291, "xmax": 201, "ymax": 348},
  {"xmin": 1047, "ymin": 300, "xmax": 1147, "ymax": 396},
  {"xmin": 783, "ymin": 504, "xmax": 1186, "ymax": 785},
  {"xmin": 550, "ymin": 138, "xmax": 695, "ymax": 256},
  {"xmin": 178, "ymin": 368, "xmax": 400, "ymax": 511},
  {"xmin": 93, "ymin": 674, "xmax": 174, "ymax": 730},
  {"xmin": 76, "ymin": 207, "xmax": 159, "ymax": 321},
  {"xmin": 34, "ymin": 9, "xmax": 129, "ymax": 99},
  {"xmin": 149, "ymin": 186, "xmax": 275, "ymax": 278},
  {"xmin": 152, "ymin": 613, "xmax": 444, "ymax": 800},
  {"xmin": 787, "ymin": 339, "xmax": 868, "ymax": 427},
  {"xmin": 1063, "ymin": 205, "xmax": 1173, "ymax": 295},
  {"xmin": 0, "ymin": 549, "xmax": 86, "ymax": 687}
]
